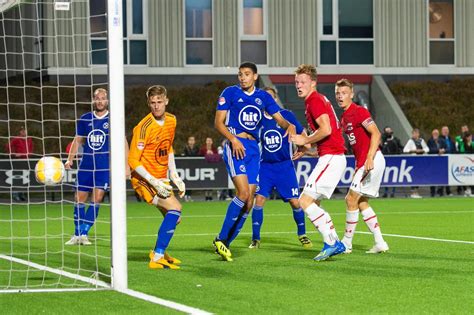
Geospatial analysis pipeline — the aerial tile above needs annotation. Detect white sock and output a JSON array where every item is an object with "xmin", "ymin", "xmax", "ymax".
[
  {"xmin": 324, "ymin": 211, "xmax": 339, "ymax": 241},
  {"xmin": 343, "ymin": 210, "xmax": 359, "ymax": 246},
  {"xmin": 153, "ymin": 252, "xmax": 164, "ymax": 262},
  {"xmin": 305, "ymin": 204, "xmax": 335, "ymax": 245},
  {"xmin": 361, "ymin": 207, "xmax": 385, "ymax": 245}
]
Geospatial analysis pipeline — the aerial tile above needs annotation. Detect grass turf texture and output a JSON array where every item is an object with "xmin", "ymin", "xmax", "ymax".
[{"xmin": 1, "ymin": 198, "xmax": 473, "ymax": 313}]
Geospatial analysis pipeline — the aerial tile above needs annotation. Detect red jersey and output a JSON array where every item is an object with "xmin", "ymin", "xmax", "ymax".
[
  {"xmin": 341, "ymin": 103, "xmax": 378, "ymax": 168},
  {"xmin": 305, "ymin": 91, "xmax": 345, "ymax": 156}
]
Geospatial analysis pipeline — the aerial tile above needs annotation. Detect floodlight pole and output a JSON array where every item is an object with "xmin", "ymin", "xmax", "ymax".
[{"xmin": 107, "ymin": 0, "xmax": 127, "ymax": 291}]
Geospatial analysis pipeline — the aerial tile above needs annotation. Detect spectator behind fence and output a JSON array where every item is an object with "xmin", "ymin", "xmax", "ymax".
[
  {"xmin": 403, "ymin": 128, "xmax": 429, "ymax": 198},
  {"xmin": 380, "ymin": 126, "xmax": 403, "ymax": 198},
  {"xmin": 427, "ymin": 129, "xmax": 447, "ymax": 197},
  {"xmin": 460, "ymin": 131, "xmax": 474, "ymax": 197},
  {"xmin": 181, "ymin": 136, "xmax": 200, "ymax": 202},
  {"xmin": 182, "ymin": 135, "xmax": 199, "ymax": 157},
  {"xmin": 199, "ymin": 137, "xmax": 219, "ymax": 201},
  {"xmin": 438, "ymin": 126, "xmax": 455, "ymax": 196},
  {"xmin": 455, "ymin": 125, "xmax": 471, "ymax": 196},
  {"xmin": 5, "ymin": 125, "xmax": 34, "ymax": 201}
]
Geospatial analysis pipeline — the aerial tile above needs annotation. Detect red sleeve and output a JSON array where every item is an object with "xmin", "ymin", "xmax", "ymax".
[
  {"xmin": 357, "ymin": 107, "xmax": 373, "ymax": 129},
  {"xmin": 307, "ymin": 96, "xmax": 326, "ymax": 121}
]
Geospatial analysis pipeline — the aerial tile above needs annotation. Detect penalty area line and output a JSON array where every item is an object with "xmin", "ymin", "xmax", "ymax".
[
  {"xmin": 128, "ymin": 231, "xmax": 474, "ymax": 245},
  {"xmin": 121, "ymin": 288, "xmax": 212, "ymax": 315}
]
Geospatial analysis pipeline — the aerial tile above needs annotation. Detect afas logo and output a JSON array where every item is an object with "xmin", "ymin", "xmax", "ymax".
[{"xmin": 451, "ymin": 156, "xmax": 474, "ymax": 184}]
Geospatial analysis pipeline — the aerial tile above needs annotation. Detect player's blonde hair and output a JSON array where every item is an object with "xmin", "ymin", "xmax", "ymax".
[
  {"xmin": 335, "ymin": 78, "xmax": 354, "ymax": 91},
  {"xmin": 263, "ymin": 86, "xmax": 278, "ymax": 97},
  {"xmin": 295, "ymin": 64, "xmax": 317, "ymax": 82},
  {"xmin": 94, "ymin": 88, "xmax": 108, "ymax": 97},
  {"xmin": 146, "ymin": 85, "xmax": 167, "ymax": 99}
]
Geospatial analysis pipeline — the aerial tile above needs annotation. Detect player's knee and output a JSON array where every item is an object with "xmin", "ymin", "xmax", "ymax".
[
  {"xmin": 237, "ymin": 190, "xmax": 250, "ymax": 202},
  {"xmin": 344, "ymin": 193, "xmax": 358, "ymax": 208},
  {"xmin": 289, "ymin": 199, "xmax": 300, "ymax": 209},
  {"xmin": 298, "ymin": 195, "xmax": 313, "ymax": 209}
]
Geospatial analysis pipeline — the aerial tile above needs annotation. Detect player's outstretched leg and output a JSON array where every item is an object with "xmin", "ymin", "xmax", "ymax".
[
  {"xmin": 341, "ymin": 209, "xmax": 359, "ymax": 254},
  {"xmin": 250, "ymin": 205, "xmax": 263, "ymax": 248},
  {"xmin": 361, "ymin": 207, "xmax": 389, "ymax": 253},
  {"xmin": 149, "ymin": 210, "xmax": 181, "ymax": 269}
]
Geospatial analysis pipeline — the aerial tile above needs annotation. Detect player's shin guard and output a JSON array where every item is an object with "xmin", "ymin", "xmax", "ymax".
[
  {"xmin": 361, "ymin": 207, "xmax": 385, "ymax": 245},
  {"xmin": 218, "ymin": 197, "xmax": 245, "ymax": 242},
  {"xmin": 251, "ymin": 206, "xmax": 263, "ymax": 240},
  {"xmin": 305, "ymin": 204, "xmax": 335, "ymax": 245},
  {"xmin": 155, "ymin": 210, "xmax": 181, "ymax": 255},
  {"xmin": 81, "ymin": 203, "xmax": 100, "ymax": 235},
  {"xmin": 292, "ymin": 207, "xmax": 306, "ymax": 236},
  {"xmin": 227, "ymin": 212, "xmax": 248, "ymax": 245},
  {"xmin": 73, "ymin": 203, "xmax": 86, "ymax": 236}
]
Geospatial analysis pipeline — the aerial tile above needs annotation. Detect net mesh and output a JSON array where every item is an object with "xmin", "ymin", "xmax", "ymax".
[{"xmin": 0, "ymin": 0, "xmax": 111, "ymax": 290}]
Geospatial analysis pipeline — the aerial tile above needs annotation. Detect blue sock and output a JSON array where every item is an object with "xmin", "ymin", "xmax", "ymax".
[
  {"xmin": 227, "ymin": 212, "xmax": 248, "ymax": 246},
  {"xmin": 73, "ymin": 203, "xmax": 86, "ymax": 236},
  {"xmin": 154, "ymin": 210, "xmax": 181, "ymax": 254},
  {"xmin": 80, "ymin": 203, "xmax": 100, "ymax": 235},
  {"xmin": 292, "ymin": 207, "xmax": 306, "ymax": 236},
  {"xmin": 251, "ymin": 206, "xmax": 263, "ymax": 240},
  {"xmin": 218, "ymin": 197, "xmax": 245, "ymax": 242}
]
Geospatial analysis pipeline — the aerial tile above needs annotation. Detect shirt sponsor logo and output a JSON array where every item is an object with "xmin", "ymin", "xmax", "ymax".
[
  {"xmin": 87, "ymin": 129, "xmax": 107, "ymax": 151},
  {"xmin": 263, "ymin": 129, "xmax": 283, "ymax": 153},
  {"xmin": 238, "ymin": 105, "xmax": 262, "ymax": 130}
]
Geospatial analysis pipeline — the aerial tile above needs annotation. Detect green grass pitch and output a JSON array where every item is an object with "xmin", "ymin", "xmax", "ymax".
[{"xmin": 1, "ymin": 197, "xmax": 473, "ymax": 314}]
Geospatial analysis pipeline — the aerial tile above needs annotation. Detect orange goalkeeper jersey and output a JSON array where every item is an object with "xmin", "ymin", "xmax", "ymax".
[{"xmin": 129, "ymin": 112, "xmax": 176, "ymax": 179}]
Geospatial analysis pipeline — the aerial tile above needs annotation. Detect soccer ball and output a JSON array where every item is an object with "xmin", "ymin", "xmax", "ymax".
[{"xmin": 35, "ymin": 156, "xmax": 65, "ymax": 185}]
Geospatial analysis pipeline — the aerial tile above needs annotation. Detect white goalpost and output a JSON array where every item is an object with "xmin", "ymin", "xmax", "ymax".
[{"xmin": 0, "ymin": 0, "xmax": 127, "ymax": 292}]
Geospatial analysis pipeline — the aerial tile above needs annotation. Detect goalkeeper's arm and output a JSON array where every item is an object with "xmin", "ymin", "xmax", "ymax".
[{"xmin": 168, "ymin": 152, "xmax": 186, "ymax": 198}]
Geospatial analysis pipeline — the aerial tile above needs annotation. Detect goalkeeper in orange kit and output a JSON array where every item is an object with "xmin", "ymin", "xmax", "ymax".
[{"xmin": 128, "ymin": 85, "xmax": 186, "ymax": 270}]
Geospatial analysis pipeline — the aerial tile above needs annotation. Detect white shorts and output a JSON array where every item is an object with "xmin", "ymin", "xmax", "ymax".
[
  {"xmin": 350, "ymin": 151, "xmax": 385, "ymax": 198},
  {"xmin": 302, "ymin": 154, "xmax": 347, "ymax": 200}
]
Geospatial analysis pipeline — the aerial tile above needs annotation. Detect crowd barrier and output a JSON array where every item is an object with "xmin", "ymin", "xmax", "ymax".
[{"xmin": 0, "ymin": 154, "xmax": 472, "ymax": 192}]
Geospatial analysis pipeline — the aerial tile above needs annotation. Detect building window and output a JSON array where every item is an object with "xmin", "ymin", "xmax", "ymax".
[
  {"xmin": 240, "ymin": 0, "xmax": 267, "ymax": 64},
  {"xmin": 90, "ymin": 0, "xmax": 147, "ymax": 65},
  {"xmin": 319, "ymin": 0, "xmax": 373, "ymax": 65},
  {"xmin": 428, "ymin": 0, "xmax": 454, "ymax": 65},
  {"xmin": 185, "ymin": 0, "xmax": 213, "ymax": 65}
]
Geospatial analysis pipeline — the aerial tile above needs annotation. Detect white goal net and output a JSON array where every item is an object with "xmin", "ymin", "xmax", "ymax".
[{"xmin": 0, "ymin": 0, "xmax": 123, "ymax": 292}]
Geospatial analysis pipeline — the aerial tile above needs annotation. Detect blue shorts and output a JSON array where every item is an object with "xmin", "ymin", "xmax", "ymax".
[
  {"xmin": 256, "ymin": 160, "xmax": 300, "ymax": 202},
  {"xmin": 76, "ymin": 169, "xmax": 110, "ymax": 192},
  {"xmin": 223, "ymin": 137, "xmax": 260, "ymax": 185}
]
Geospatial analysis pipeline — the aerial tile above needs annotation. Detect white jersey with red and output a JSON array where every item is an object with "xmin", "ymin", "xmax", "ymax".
[
  {"xmin": 341, "ymin": 103, "xmax": 378, "ymax": 169},
  {"xmin": 305, "ymin": 91, "xmax": 345, "ymax": 156}
]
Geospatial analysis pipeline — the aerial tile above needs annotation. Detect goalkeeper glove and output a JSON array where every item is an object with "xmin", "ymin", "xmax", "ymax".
[
  {"xmin": 149, "ymin": 177, "xmax": 172, "ymax": 199},
  {"xmin": 170, "ymin": 172, "xmax": 186, "ymax": 198}
]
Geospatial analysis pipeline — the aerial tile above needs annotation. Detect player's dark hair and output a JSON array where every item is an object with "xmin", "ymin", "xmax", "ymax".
[{"xmin": 239, "ymin": 62, "xmax": 258, "ymax": 74}]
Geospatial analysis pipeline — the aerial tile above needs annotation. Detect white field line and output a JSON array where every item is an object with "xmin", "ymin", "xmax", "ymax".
[
  {"xmin": 127, "ymin": 230, "xmax": 474, "ymax": 245},
  {"xmin": 121, "ymin": 289, "xmax": 212, "ymax": 315},
  {"xmin": 0, "ymin": 287, "xmax": 109, "ymax": 294},
  {"xmin": 0, "ymin": 254, "xmax": 110, "ymax": 288},
  {"xmin": 128, "ymin": 210, "xmax": 474, "ymax": 220}
]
